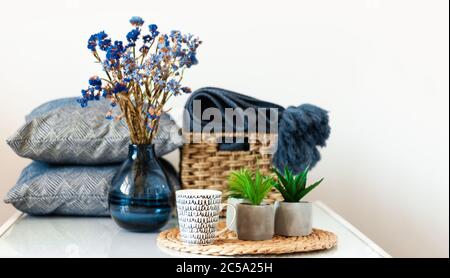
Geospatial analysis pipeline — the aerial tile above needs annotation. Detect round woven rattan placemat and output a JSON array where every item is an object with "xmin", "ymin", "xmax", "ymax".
[{"xmin": 157, "ymin": 222, "xmax": 337, "ymax": 256}]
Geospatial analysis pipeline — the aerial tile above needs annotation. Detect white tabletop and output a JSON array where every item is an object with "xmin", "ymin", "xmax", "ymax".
[{"xmin": 0, "ymin": 201, "xmax": 390, "ymax": 258}]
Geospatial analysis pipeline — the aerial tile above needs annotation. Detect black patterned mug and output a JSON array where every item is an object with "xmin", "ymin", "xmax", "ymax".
[{"xmin": 176, "ymin": 189, "xmax": 236, "ymax": 245}]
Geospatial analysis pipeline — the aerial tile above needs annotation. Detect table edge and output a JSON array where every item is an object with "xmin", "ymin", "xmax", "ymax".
[
  {"xmin": 315, "ymin": 201, "xmax": 391, "ymax": 258},
  {"xmin": 0, "ymin": 203, "xmax": 392, "ymax": 258},
  {"xmin": 0, "ymin": 212, "xmax": 24, "ymax": 237}
]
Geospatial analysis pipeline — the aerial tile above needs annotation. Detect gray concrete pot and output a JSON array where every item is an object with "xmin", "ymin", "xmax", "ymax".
[
  {"xmin": 226, "ymin": 197, "xmax": 248, "ymax": 232},
  {"xmin": 274, "ymin": 201, "xmax": 312, "ymax": 236},
  {"xmin": 236, "ymin": 203, "xmax": 274, "ymax": 240}
]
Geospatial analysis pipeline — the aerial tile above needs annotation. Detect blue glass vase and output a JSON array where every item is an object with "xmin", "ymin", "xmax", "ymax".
[{"xmin": 109, "ymin": 144, "xmax": 174, "ymax": 232}]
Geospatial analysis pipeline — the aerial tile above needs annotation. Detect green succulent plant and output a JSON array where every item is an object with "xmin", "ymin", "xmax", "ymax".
[
  {"xmin": 227, "ymin": 168, "xmax": 274, "ymax": 206},
  {"xmin": 272, "ymin": 166, "xmax": 324, "ymax": 202}
]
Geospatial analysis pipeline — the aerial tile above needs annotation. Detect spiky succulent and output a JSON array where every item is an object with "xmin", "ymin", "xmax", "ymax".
[
  {"xmin": 227, "ymin": 168, "xmax": 274, "ymax": 205},
  {"xmin": 272, "ymin": 166, "xmax": 324, "ymax": 202}
]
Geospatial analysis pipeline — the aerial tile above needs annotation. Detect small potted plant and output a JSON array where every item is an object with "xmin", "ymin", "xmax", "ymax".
[
  {"xmin": 272, "ymin": 166, "xmax": 324, "ymax": 236},
  {"xmin": 227, "ymin": 168, "xmax": 275, "ymax": 240}
]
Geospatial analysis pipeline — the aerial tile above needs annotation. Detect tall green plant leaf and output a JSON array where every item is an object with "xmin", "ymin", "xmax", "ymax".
[
  {"xmin": 273, "ymin": 182, "xmax": 288, "ymax": 200},
  {"xmin": 296, "ymin": 178, "xmax": 324, "ymax": 201},
  {"xmin": 285, "ymin": 166, "xmax": 296, "ymax": 198},
  {"xmin": 273, "ymin": 168, "xmax": 288, "ymax": 189},
  {"xmin": 298, "ymin": 166, "xmax": 309, "ymax": 191}
]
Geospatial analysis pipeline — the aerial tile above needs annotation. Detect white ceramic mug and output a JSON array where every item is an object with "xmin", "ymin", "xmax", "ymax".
[{"xmin": 176, "ymin": 189, "xmax": 236, "ymax": 245}]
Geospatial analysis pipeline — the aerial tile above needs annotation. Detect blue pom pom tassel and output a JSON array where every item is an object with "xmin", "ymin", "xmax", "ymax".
[{"xmin": 273, "ymin": 104, "xmax": 331, "ymax": 174}]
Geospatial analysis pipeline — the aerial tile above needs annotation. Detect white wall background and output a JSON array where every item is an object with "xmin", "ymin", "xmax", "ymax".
[{"xmin": 0, "ymin": 0, "xmax": 448, "ymax": 257}]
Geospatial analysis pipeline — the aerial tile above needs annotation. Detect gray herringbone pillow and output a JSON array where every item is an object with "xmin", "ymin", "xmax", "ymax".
[
  {"xmin": 4, "ymin": 159, "xmax": 180, "ymax": 216},
  {"xmin": 7, "ymin": 97, "xmax": 182, "ymax": 165}
]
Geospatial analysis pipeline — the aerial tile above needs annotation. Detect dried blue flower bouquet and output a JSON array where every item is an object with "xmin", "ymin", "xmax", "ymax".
[{"xmin": 78, "ymin": 16, "xmax": 201, "ymax": 144}]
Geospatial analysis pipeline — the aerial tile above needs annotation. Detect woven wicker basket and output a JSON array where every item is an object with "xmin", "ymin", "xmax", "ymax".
[{"xmin": 180, "ymin": 132, "xmax": 282, "ymax": 203}]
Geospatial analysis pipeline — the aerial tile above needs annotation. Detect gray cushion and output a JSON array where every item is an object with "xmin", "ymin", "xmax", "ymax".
[
  {"xmin": 7, "ymin": 97, "xmax": 183, "ymax": 165},
  {"xmin": 4, "ymin": 159, "xmax": 180, "ymax": 216}
]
